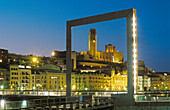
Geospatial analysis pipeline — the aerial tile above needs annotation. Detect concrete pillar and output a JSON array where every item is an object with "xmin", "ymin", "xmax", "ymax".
[
  {"xmin": 63, "ymin": 103, "xmax": 66, "ymax": 109},
  {"xmin": 94, "ymin": 98, "xmax": 99, "ymax": 106},
  {"xmin": 104, "ymin": 98, "xmax": 109, "ymax": 105},
  {"xmin": 42, "ymin": 106, "xmax": 46, "ymax": 110},
  {"xmin": 49, "ymin": 106, "xmax": 52, "ymax": 110},
  {"xmin": 126, "ymin": 9, "xmax": 138, "ymax": 105},
  {"xmin": 82, "ymin": 101, "xmax": 86, "ymax": 108},
  {"xmin": 111, "ymin": 97, "xmax": 115, "ymax": 104},
  {"xmin": 70, "ymin": 102, "xmax": 73, "ymax": 110},
  {"xmin": 99, "ymin": 99, "xmax": 104, "ymax": 105},
  {"xmin": 66, "ymin": 21, "xmax": 72, "ymax": 97},
  {"xmin": 56, "ymin": 104, "xmax": 59, "ymax": 110},
  {"xmin": 88, "ymin": 100, "xmax": 92, "ymax": 107},
  {"xmin": 75, "ymin": 101, "xmax": 80, "ymax": 109}
]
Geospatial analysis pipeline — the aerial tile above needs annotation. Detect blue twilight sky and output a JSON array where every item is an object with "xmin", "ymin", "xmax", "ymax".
[{"xmin": 0, "ymin": 0, "xmax": 169, "ymax": 72}]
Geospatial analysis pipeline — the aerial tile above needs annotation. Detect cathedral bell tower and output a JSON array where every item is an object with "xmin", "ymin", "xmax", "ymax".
[{"xmin": 89, "ymin": 28, "xmax": 97, "ymax": 57}]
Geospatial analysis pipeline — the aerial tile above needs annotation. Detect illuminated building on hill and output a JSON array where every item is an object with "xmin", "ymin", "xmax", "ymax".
[{"xmin": 80, "ymin": 29, "xmax": 123, "ymax": 63}]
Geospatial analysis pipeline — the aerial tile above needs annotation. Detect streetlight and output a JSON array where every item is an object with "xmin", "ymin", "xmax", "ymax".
[
  {"xmin": 85, "ymin": 87, "xmax": 88, "ymax": 91},
  {"xmin": 21, "ymin": 100, "xmax": 27, "ymax": 108},
  {"xmin": 52, "ymin": 51, "xmax": 55, "ymax": 56},
  {"xmin": 32, "ymin": 57, "xmax": 39, "ymax": 68},
  {"xmin": 72, "ymin": 85, "xmax": 76, "ymax": 90},
  {"xmin": 32, "ymin": 57, "xmax": 37, "ymax": 62},
  {"xmin": 0, "ymin": 99, "xmax": 5, "ymax": 109},
  {"xmin": 1, "ymin": 85, "xmax": 3, "ymax": 89}
]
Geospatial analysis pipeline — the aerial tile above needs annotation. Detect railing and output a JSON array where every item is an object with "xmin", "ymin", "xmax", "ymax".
[
  {"xmin": 135, "ymin": 91, "xmax": 170, "ymax": 102},
  {"xmin": 136, "ymin": 94, "xmax": 170, "ymax": 102},
  {"xmin": 1, "ymin": 96, "xmax": 114, "ymax": 109},
  {"xmin": 2, "ymin": 90, "xmax": 170, "ymax": 109},
  {"xmin": 0, "ymin": 90, "xmax": 128, "ymax": 97}
]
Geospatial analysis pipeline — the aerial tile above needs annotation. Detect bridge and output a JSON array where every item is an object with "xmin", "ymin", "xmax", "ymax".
[
  {"xmin": 0, "ymin": 95, "xmax": 114, "ymax": 109},
  {"xmin": 1, "ymin": 90, "xmax": 170, "ymax": 109}
]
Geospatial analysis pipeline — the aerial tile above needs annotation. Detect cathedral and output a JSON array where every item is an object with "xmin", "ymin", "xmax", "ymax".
[{"xmin": 80, "ymin": 28, "xmax": 123, "ymax": 63}]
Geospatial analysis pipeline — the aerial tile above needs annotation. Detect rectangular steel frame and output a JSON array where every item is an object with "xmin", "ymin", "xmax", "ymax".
[{"xmin": 66, "ymin": 9, "xmax": 138, "ymax": 102}]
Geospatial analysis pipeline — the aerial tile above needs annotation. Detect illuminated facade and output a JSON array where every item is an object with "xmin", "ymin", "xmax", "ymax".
[
  {"xmin": 150, "ymin": 72, "xmax": 169, "ymax": 90},
  {"xmin": 137, "ymin": 75, "xmax": 150, "ymax": 91},
  {"xmin": 71, "ymin": 69, "xmax": 127, "ymax": 91},
  {"xmin": 31, "ymin": 71, "xmax": 67, "ymax": 91},
  {"xmin": 105, "ymin": 44, "xmax": 116, "ymax": 53},
  {"xmin": 10, "ymin": 64, "xmax": 67, "ymax": 91},
  {"xmin": 110, "ymin": 70, "xmax": 127, "ymax": 91},
  {"xmin": 9, "ymin": 64, "xmax": 128, "ymax": 91},
  {"xmin": 31, "ymin": 64, "xmax": 66, "ymax": 91},
  {"xmin": 10, "ymin": 65, "xmax": 32, "ymax": 90},
  {"xmin": 71, "ymin": 71, "xmax": 105, "ymax": 91},
  {"xmin": 137, "ymin": 61, "xmax": 151, "ymax": 91},
  {"xmin": 80, "ymin": 29, "xmax": 123, "ymax": 63}
]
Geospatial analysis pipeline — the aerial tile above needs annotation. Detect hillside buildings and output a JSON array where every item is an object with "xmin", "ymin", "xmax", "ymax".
[
  {"xmin": 0, "ymin": 49, "xmax": 8, "ymax": 68},
  {"xmin": 0, "ymin": 29, "xmax": 168, "ymax": 92}
]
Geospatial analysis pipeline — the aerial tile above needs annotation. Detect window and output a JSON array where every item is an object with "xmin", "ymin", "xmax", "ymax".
[
  {"xmin": 36, "ymin": 76, "xmax": 40, "ymax": 79},
  {"xmin": 36, "ymin": 80, "xmax": 40, "ymax": 83}
]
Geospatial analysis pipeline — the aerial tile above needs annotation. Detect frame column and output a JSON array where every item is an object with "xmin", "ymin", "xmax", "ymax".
[
  {"xmin": 127, "ymin": 9, "xmax": 138, "ymax": 103},
  {"xmin": 66, "ymin": 21, "xmax": 72, "ymax": 97}
]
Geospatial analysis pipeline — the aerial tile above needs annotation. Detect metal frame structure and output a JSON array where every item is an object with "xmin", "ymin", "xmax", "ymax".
[{"xmin": 66, "ymin": 9, "xmax": 138, "ymax": 103}]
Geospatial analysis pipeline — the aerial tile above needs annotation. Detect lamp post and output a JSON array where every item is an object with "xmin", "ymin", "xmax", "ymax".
[{"xmin": 51, "ymin": 76, "xmax": 58, "ymax": 95}]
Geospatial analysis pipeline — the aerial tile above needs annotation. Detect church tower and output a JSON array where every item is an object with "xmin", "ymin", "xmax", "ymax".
[{"xmin": 89, "ymin": 28, "xmax": 97, "ymax": 57}]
